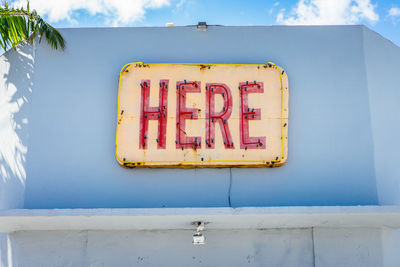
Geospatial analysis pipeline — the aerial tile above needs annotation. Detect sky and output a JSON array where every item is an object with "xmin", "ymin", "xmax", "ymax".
[{"xmin": 9, "ymin": 0, "xmax": 400, "ymax": 46}]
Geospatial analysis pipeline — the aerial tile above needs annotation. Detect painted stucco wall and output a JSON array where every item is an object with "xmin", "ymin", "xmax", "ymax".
[
  {"xmin": 0, "ymin": 44, "xmax": 35, "ymax": 267},
  {"xmin": 1, "ymin": 25, "xmax": 399, "ymax": 209},
  {"xmin": 0, "ymin": 44, "xmax": 34, "ymax": 209},
  {"xmin": 9, "ymin": 25, "xmax": 383, "ymax": 209},
  {"xmin": 4, "ymin": 227, "xmax": 387, "ymax": 267},
  {"xmin": 363, "ymin": 27, "xmax": 400, "ymax": 205},
  {"xmin": 1, "ymin": 25, "xmax": 400, "ymax": 267}
]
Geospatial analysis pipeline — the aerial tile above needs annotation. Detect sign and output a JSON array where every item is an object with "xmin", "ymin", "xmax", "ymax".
[{"xmin": 116, "ymin": 62, "xmax": 289, "ymax": 168}]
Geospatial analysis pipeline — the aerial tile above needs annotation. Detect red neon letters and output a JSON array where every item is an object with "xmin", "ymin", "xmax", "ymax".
[
  {"xmin": 176, "ymin": 81, "xmax": 202, "ymax": 150},
  {"xmin": 139, "ymin": 79, "xmax": 168, "ymax": 149},
  {"xmin": 139, "ymin": 80, "xmax": 266, "ymax": 150},
  {"xmin": 239, "ymin": 81, "xmax": 266, "ymax": 149},
  {"xmin": 205, "ymin": 83, "xmax": 234, "ymax": 149}
]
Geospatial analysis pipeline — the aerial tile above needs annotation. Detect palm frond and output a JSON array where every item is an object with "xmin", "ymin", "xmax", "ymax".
[
  {"xmin": 0, "ymin": 1, "xmax": 65, "ymax": 51},
  {"xmin": 0, "ymin": 9, "xmax": 28, "ymax": 49},
  {"xmin": 33, "ymin": 13, "xmax": 65, "ymax": 50}
]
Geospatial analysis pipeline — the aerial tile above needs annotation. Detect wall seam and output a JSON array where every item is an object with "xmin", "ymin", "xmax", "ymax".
[
  {"xmin": 360, "ymin": 25, "xmax": 379, "ymax": 205},
  {"xmin": 311, "ymin": 227, "xmax": 316, "ymax": 267}
]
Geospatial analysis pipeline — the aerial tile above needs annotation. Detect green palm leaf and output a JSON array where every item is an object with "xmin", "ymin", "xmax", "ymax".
[{"xmin": 0, "ymin": 1, "xmax": 65, "ymax": 51}]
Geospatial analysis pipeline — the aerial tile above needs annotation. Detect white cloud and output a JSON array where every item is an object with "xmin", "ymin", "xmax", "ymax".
[
  {"xmin": 12, "ymin": 0, "xmax": 171, "ymax": 25},
  {"xmin": 176, "ymin": 0, "xmax": 185, "ymax": 8},
  {"xmin": 269, "ymin": 2, "xmax": 280, "ymax": 15},
  {"xmin": 389, "ymin": 7, "xmax": 400, "ymax": 17},
  {"xmin": 276, "ymin": 0, "xmax": 379, "ymax": 25}
]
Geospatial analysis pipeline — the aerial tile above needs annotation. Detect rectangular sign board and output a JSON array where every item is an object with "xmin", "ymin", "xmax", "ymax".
[{"xmin": 116, "ymin": 62, "xmax": 288, "ymax": 168}]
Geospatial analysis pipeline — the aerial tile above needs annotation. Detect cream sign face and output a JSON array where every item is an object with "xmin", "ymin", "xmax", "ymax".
[{"xmin": 116, "ymin": 62, "xmax": 289, "ymax": 168}]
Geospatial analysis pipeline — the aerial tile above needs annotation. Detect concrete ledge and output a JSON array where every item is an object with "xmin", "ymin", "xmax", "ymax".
[{"xmin": 0, "ymin": 206, "xmax": 400, "ymax": 232}]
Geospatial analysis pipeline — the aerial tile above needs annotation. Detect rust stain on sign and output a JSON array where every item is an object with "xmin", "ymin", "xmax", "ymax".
[{"xmin": 116, "ymin": 62, "xmax": 289, "ymax": 168}]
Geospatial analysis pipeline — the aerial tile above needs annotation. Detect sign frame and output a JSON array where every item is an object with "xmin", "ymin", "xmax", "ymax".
[{"xmin": 115, "ymin": 62, "xmax": 288, "ymax": 168}]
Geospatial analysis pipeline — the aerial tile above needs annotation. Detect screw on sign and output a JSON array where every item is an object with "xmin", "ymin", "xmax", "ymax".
[{"xmin": 116, "ymin": 63, "xmax": 289, "ymax": 168}]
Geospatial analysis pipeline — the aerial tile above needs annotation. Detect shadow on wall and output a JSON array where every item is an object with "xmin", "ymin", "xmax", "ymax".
[{"xmin": 0, "ymin": 44, "xmax": 34, "ymax": 209}]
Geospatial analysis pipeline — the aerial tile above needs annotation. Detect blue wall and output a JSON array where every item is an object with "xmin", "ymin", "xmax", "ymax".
[
  {"xmin": 21, "ymin": 25, "xmax": 383, "ymax": 208},
  {"xmin": 363, "ymin": 27, "xmax": 400, "ymax": 205}
]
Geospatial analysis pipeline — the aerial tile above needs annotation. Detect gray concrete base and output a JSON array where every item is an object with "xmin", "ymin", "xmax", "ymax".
[{"xmin": 4, "ymin": 227, "xmax": 395, "ymax": 267}]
